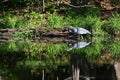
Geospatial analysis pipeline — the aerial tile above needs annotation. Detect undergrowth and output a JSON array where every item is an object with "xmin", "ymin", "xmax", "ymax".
[{"xmin": 0, "ymin": 10, "xmax": 120, "ymax": 36}]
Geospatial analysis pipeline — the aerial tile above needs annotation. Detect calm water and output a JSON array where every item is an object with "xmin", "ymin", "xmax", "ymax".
[{"xmin": 0, "ymin": 37, "xmax": 120, "ymax": 80}]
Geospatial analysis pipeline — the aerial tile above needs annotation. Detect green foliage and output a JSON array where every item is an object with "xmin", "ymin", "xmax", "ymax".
[
  {"xmin": 66, "ymin": 16, "xmax": 85, "ymax": 27},
  {"xmin": 0, "ymin": 12, "xmax": 46, "ymax": 28},
  {"xmin": 104, "ymin": 41, "xmax": 120, "ymax": 56},
  {"xmin": 0, "ymin": 14, "xmax": 29, "ymax": 28},
  {"xmin": 108, "ymin": 14, "xmax": 120, "ymax": 30},
  {"xmin": 12, "ymin": 31, "xmax": 33, "ymax": 40},
  {"xmin": 85, "ymin": 15, "xmax": 105, "ymax": 35},
  {"xmin": 85, "ymin": 7, "xmax": 100, "ymax": 16},
  {"xmin": 15, "ymin": 19, "xmax": 29, "ymax": 28},
  {"xmin": 46, "ymin": 12, "xmax": 65, "ymax": 28},
  {"xmin": 0, "ymin": 14, "xmax": 18, "ymax": 28},
  {"xmin": 102, "ymin": 14, "xmax": 120, "ymax": 35},
  {"xmin": 0, "ymin": 11, "xmax": 119, "ymax": 36},
  {"xmin": 24, "ymin": 11, "xmax": 46, "ymax": 28}
]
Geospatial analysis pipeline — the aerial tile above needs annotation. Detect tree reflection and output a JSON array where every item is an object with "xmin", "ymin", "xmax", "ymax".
[{"xmin": 0, "ymin": 37, "xmax": 120, "ymax": 80}]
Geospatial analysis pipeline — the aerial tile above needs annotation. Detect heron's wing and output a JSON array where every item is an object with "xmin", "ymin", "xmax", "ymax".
[{"xmin": 78, "ymin": 28, "xmax": 91, "ymax": 34}]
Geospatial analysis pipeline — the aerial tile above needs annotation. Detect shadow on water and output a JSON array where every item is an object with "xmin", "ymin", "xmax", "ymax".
[{"xmin": 0, "ymin": 35, "xmax": 120, "ymax": 80}]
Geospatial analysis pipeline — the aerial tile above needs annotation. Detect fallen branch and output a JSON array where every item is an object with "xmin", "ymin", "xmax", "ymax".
[{"xmin": 62, "ymin": 1, "xmax": 95, "ymax": 8}]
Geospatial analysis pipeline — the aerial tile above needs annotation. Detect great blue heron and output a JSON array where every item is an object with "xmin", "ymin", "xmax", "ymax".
[{"xmin": 67, "ymin": 26, "xmax": 91, "ymax": 35}]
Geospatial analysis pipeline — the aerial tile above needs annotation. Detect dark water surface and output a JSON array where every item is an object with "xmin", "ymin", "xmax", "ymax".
[{"xmin": 0, "ymin": 37, "xmax": 120, "ymax": 80}]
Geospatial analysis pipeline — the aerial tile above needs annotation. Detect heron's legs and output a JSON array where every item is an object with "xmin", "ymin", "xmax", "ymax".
[{"xmin": 75, "ymin": 34, "xmax": 83, "ymax": 40}]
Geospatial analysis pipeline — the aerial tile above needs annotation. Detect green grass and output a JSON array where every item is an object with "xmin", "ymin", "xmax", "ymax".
[
  {"xmin": 103, "ymin": 41, "xmax": 120, "ymax": 56},
  {"xmin": 12, "ymin": 30, "xmax": 34, "ymax": 41},
  {"xmin": 102, "ymin": 14, "xmax": 120, "ymax": 35},
  {"xmin": 110, "ymin": 14, "xmax": 120, "ymax": 29},
  {"xmin": 0, "ymin": 11, "xmax": 120, "ymax": 36},
  {"xmin": 0, "ymin": 14, "xmax": 18, "ymax": 28},
  {"xmin": 0, "ymin": 14, "xmax": 29, "ymax": 28},
  {"xmin": 46, "ymin": 12, "xmax": 65, "ymax": 28}
]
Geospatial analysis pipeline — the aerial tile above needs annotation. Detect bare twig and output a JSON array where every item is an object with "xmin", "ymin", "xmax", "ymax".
[
  {"xmin": 62, "ymin": 0, "xmax": 95, "ymax": 8},
  {"xmin": 42, "ymin": 0, "xmax": 45, "ymax": 12}
]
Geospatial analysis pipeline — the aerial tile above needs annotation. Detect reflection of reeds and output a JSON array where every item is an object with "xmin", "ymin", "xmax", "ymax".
[
  {"xmin": 1, "ymin": 36, "xmax": 120, "ymax": 59},
  {"xmin": 0, "ymin": 36, "xmax": 120, "ymax": 68},
  {"xmin": 0, "ymin": 42, "xmax": 68, "ymax": 57}
]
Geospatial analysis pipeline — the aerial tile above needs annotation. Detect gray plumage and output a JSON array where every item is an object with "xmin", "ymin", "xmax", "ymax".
[
  {"xmin": 68, "ymin": 26, "xmax": 91, "ymax": 34},
  {"xmin": 66, "ymin": 41, "xmax": 91, "ymax": 51}
]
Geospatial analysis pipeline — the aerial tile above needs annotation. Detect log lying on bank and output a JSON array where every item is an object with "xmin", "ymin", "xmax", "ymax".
[
  {"xmin": 0, "ymin": 28, "xmax": 17, "ymax": 40},
  {"xmin": 0, "ymin": 27, "xmax": 82, "ymax": 42},
  {"xmin": 34, "ymin": 27, "xmax": 69, "ymax": 37},
  {"xmin": 0, "ymin": 27, "xmax": 85, "ymax": 43},
  {"xmin": 0, "ymin": 27, "xmax": 69, "ymax": 38},
  {"xmin": 0, "ymin": 28, "xmax": 76, "ymax": 43}
]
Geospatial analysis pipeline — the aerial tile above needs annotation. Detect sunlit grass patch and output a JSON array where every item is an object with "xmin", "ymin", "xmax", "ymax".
[
  {"xmin": 0, "ymin": 14, "xmax": 29, "ymax": 28},
  {"xmin": 0, "ymin": 14, "xmax": 18, "ymax": 28},
  {"xmin": 102, "ymin": 13, "xmax": 120, "ymax": 35},
  {"xmin": 103, "ymin": 41, "xmax": 120, "ymax": 56},
  {"xmin": 46, "ymin": 12, "xmax": 64, "ymax": 28},
  {"xmin": 85, "ymin": 15, "xmax": 105, "ymax": 35}
]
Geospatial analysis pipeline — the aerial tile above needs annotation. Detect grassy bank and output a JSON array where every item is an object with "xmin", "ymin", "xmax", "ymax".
[{"xmin": 0, "ymin": 11, "xmax": 120, "ymax": 36}]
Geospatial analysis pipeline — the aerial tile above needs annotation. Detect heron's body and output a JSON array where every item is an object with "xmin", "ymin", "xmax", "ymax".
[{"xmin": 68, "ymin": 26, "xmax": 91, "ymax": 35}]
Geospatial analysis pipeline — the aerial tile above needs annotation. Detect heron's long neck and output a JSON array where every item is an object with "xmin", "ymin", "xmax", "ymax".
[{"xmin": 69, "ymin": 28, "xmax": 74, "ymax": 33}]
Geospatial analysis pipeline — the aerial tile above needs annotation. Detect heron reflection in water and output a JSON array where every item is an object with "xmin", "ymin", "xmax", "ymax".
[{"xmin": 66, "ymin": 41, "xmax": 91, "ymax": 51}]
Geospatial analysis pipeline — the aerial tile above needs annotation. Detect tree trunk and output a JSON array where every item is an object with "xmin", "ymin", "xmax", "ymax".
[
  {"xmin": 114, "ymin": 62, "xmax": 120, "ymax": 80},
  {"xmin": 42, "ymin": 69, "xmax": 45, "ymax": 80},
  {"xmin": 70, "ymin": 53, "xmax": 80, "ymax": 80},
  {"xmin": 42, "ymin": 0, "xmax": 45, "ymax": 12}
]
